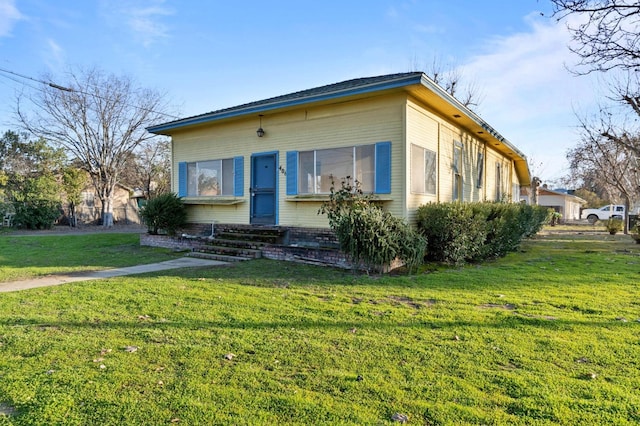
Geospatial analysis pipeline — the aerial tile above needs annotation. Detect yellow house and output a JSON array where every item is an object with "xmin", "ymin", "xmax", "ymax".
[{"xmin": 148, "ymin": 72, "xmax": 530, "ymax": 230}]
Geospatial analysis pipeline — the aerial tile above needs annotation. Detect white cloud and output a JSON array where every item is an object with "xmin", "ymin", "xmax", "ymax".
[
  {"xmin": 127, "ymin": 5, "xmax": 172, "ymax": 47},
  {"xmin": 44, "ymin": 38, "xmax": 65, "ymax": 71},
  {"xmin": 101, "ymin": 0, "xmax": 173, "ymax": 47},
  {"xmin": 0, "ymin": 0, "xmax": 23, "ymax": 37},
  {"xmin": 462, "ymin": 13, "xmax": 600, "ymax": 182}
]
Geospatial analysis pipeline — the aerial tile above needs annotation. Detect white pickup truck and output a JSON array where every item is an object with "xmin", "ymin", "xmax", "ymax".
[{"xmin": 581, "ymin": 204, "xmax": 625, "ymax": 223}]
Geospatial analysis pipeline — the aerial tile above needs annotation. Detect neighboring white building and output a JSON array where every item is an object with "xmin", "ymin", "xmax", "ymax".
[{"xmin": 521, "ymin": 186, "xmax": 586, "ymax": 221}]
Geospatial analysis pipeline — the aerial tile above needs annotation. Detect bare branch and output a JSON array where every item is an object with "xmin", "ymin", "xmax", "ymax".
[
  {"xmin": 14, "ymin": 66, "xmax": 173, "ymax": 226},
  {"xmin": 550, "ymin": 0, "xmax": 640, "ymax": 74}
]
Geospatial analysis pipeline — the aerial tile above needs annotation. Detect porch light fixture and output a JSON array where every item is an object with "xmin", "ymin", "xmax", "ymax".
[{"xmin": 256, "ymin": 115, "xmax": 265, "ymax": 137}]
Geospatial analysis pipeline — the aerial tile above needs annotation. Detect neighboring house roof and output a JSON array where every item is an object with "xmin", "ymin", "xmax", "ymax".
[
  {"xmin": 528, "ymin": 187, "xmax": 587, "ymax": 205},
  {"xmin": 148, "ymin": 72, "xmax": 530, "ymax": 185}
]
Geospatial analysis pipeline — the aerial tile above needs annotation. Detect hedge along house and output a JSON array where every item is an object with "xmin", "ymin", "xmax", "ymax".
[{"xmin": 147, "ymin": 72, "xmax": 531, "ymax": 239}]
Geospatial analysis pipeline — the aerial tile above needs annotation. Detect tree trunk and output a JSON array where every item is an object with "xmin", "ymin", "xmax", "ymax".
[
  {"xmin": 69, "ymin": 202, "xmax": 76, "ymax": 227},
  {"xmin": 102, "ymin": 197, "xmax": 114, "ymax": 227},
  {"xmin": 624, "ymin": 196, "xmax": 631, "ymax": 235}
]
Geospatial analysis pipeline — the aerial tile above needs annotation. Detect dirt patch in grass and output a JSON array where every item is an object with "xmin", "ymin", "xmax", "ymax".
[
  {"xmin": 0, "ymin": 402, "xmax": 16, "ymax": 416},
  {"xmin": 478, "ymin": 303, "xmax": 516, "ymax": 310}
]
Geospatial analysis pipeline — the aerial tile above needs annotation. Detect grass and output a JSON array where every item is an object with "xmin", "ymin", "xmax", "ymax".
[
  {"xmin": 0, "ymin": 229, "xmax": 639, "ymax": 424},
  {"xmin": 0, "ymin": 233, "xmax": 178, "ymax": 282}
]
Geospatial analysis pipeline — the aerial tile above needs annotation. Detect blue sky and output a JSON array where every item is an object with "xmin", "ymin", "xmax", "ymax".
[{"xmin": 0, "ymin": 0, "xmax": 601, "ymax": 183}]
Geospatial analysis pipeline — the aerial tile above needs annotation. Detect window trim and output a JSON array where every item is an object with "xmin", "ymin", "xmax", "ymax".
[
  {"xmin": 410, "ymin": 143, "xmax": 437, "ymax": 195},
  {"xmin": 476, "ymin": 152, "xmax": 484, "ymax": 189},
  {"xmin": 287, "ymin": 141, "xmax": 391, "ymax": 196},
  {"xmin": 453, "ymin": 141, "xmax": 463, "ymax": 201},
  {"xmin": 495, "ymin": 162, "xmax": 502, "ymax": 201},
  {"xmin": 178, "ymin": 156, "xmax": 243, "ymax": 198}
]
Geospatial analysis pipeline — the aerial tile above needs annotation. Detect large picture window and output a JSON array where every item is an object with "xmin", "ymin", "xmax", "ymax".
[
  {"xmin": 287, "ymin": 142, "xmax": 390, "ymax": 196},
  {"xmin": 410, "ymin": 144, "xmax": 437, "ymax": 194},
  {"xmin": 180, "ymin": 158, "xmax": 237, "ymax": 197},
  {"xmin": 298, "ymin": 144, "xmax": 375, "ymax": 194}
]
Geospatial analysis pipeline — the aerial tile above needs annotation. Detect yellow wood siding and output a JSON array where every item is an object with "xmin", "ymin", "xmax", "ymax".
[
  {"xmin": 170, "ymin": 92, "xmax": 526, "ymax": 228},
  {"xmin": 484, "ymin": 149, "xmax": 513, "ymax": 201},
  {"xmin": 171, "ymin": 94, "xmax": 406, "ymax": 227},
  {"xmin": 463, "ymin": 134, "xmax": 486, "ymax": 202},
  {"xmin": 405, "ymin": 103, "xmax": 439, "ymax": 223},
  {"xmin": 404, "ymin": 99, "xmax": 520, "ymax": 210}
]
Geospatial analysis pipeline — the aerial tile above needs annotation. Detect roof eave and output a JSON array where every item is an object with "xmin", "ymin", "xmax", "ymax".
[
  {"xmin": 415, "ymin": 74, "xmax": 530, "ymax": 185},
  {"xmin": 147, "ymin": 73, "xmax": 424, "ymax": 134}
]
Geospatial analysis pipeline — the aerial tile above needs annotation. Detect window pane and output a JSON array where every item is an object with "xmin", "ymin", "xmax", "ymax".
[
  {"xmin": 198, "ymin": 160, "xmax": 222, "ymax": 196},
  {"xmin": 317, "ymin": 147, "xmax": 352, "ymax": 193},
  {"xmin": 453, "ymin": 145, "xmax": 462, "ymax": 173},
  {"xmin": 411, "ymin": 144, "xmax": 425, "ymax": 193},
  {"xmin": 476, "ymin": 152, "xmax": 484, "ymax": 188},
  {"xmin": 356, "ymin": 145, "xmax": 375, "ymax": 192},
  {"xmin": 496, "ymin": 163, "xmax": 501, "ymax": 200},
  {"xmin": 425, "ymin": 149, "xmax": 437, "ymax": 194},
  {"xmin": 187, "ymin": 163, "xmax": 197, "ymax": 196},
  {"xmin": 222, "ymin": 158, "xmax": 234, "ymax": 195},
  {"xmin": 453, "ymin": 174, "xmax": 462, "ymax": 200},
  {"xmin": 298, "ymin": 151, "xmax": 315, "ymax": 194}
]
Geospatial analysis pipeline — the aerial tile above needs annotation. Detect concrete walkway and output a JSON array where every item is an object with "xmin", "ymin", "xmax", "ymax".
[{"xmin": 0, "ymin": 257, "xmax": 227, "ymax": 293}]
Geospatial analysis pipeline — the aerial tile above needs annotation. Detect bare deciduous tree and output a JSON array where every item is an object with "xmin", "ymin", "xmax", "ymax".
[
  {"xmin": 567, "ymin": 114, "xmax": 640, "ymax": 233},
  {"xmin": 16, "ymin": 67, "xmax": 172, "ymax": 226},
  {"xmin": 119, "ymin": 138, "xmax": 171, "ymax": 199},
  {"xmin": 598, "ymin": 73, "xmax": 640, "ymax": 157},
  {"xmin": 411, "ymin": 55, "xmax": 484, "ymax": 109},
  {"xmin": 550, "ymin": 0, "xmax": 640, "ymax": 74}
]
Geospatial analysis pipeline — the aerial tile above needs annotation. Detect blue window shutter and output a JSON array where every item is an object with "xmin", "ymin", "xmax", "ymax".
[
  {"xmin": 178, "ymin": 162, "xmax": 187, "ymax": 197},
  {"xmin": 233, "ymin": 156, "xmax": 244, "ymax": 196},
  {"xmin": 375, "ymin": 142, "xmax": 391, "ymax": 194},
  {"xmin": 286, "ymin": 151, "xmax": 298, "ymax": 195}
]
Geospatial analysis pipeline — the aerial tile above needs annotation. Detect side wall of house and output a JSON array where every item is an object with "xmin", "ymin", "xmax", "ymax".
[
  {"xmin": 405, "ymin": 99, "xmax": 515, "ymax": 224},
  {"xmin": 170, "ymin": 94, "xmax": 407, "ymax": 227},
  {"xmin": 485, "ymin": 149, "xmax": 514, "ymax": 202}
]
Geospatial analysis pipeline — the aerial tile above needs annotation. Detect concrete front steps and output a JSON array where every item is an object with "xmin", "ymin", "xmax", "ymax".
[{"xmin": 185, "ymin": 225, "xmax": 285, "ymax": 262}]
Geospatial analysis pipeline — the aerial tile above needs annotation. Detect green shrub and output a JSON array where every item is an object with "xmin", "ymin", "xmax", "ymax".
[
  {"xmin": 472, "ymin": 203, "xmax": 540, "ymax": 259},
  {"xmin": 13, "ymin": 200, "xmax": 61, "ymax": 230},
  {"xmin": 417, "ymin": 202, "xmax": 550, "ymax": 265},
  {"xmin": 140, "ymin": 193, "xmax": 187, "ymax": 236},
  {"xmin": 319, "ymin": 179, "xmax": 427, "ymax": 274},
  {"xmin": 416, "ymin": 202, "xmax": 486, "ymax": 265},
  {"xmin": 605, "ymin": 218, "xmax": 623, "ymax": 234}
]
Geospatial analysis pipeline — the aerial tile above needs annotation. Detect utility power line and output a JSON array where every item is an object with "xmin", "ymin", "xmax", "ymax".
[{"xmin": 0, "ymin": 67, "xmax": 181, "ymax": 120}]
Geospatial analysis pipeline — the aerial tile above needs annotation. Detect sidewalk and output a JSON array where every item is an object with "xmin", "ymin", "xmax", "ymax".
[{"xmin": 0, "ymin": 257, "xmax": 227, "ymax": 293}]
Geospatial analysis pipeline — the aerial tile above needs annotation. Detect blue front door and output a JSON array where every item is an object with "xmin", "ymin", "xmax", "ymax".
[{"xmin": 250, "ymin": 152, "xmax": 277, "ymax": 225}]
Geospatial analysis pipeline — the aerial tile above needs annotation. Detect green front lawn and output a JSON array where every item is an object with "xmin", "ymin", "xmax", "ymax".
[
  {"xmin": 0, "ymin": 233, "xmax": 178, "ymax": 282},
  {"xmin": 0, "ymin": 231, "xmax": 638, "ymax": 424}
]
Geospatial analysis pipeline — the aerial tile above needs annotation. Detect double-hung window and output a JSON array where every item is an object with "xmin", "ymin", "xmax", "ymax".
[
  {"xmin": 495, "ymin": 163, "xmax": 502, "ymax": 201},
  {"xmin": 287, "ymin": 142, "xmax": 391, "ymax": 195},
  {"xmin": 177, "ymin": 157, "xmax": 244, "ymax": 197},
  {"xmin": 453, "ymin": 142, "xmax": 463, "ymax": 201},
  {"xmin": 410, "ymin": 144, "xmax": 437, "ymax": 194},
  {"xmin": 476, "ymin": 152, "xmax": 484, "ymax": 189}
]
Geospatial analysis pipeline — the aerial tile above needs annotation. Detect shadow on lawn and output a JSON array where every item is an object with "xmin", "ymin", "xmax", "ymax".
[{"xmin": 0, "ymin": 313, "xmax": 632, "ymax": 333}]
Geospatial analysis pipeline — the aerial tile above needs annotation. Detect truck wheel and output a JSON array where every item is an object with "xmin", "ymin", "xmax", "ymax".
[{"xmin": 587, "ymin": 214, "xmax": 598, "ymax": 224}]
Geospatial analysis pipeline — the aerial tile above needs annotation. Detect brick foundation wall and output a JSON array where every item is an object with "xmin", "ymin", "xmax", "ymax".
[
  {"xmin": 140, "ymin": 234, "xmax": 211, "ymax": 252},
  {"xmin": 261, "ymin": 244, "xmax": 350, "ymax": 268},
  {"xmin": 140, "ymin": 223, "xmax": 403, "ymax": 272},
  {"xmin": 284, "ymin": 227, "xmax": 339, "ymax": 248}
]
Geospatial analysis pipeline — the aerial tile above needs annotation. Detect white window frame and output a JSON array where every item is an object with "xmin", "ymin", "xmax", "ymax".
[
  {"xmin": 186, "ymin": 158, "xmax": 235, "ymax": 197},
  {"xmin": 410, "ymin": 144, "xmax": 437, "ymax": 195},
  {"xmin": 298, "ymin": 144, "xmax": 375, "ymax": 194},
  {"xmin": 453, "ymin": 141, "xmax": 463, "ymax": 201}
]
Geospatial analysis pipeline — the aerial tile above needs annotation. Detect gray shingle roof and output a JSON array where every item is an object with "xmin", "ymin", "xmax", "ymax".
[{"xmin": 148, "ymin": 72, "xmax": 424, "ymax": 133}]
